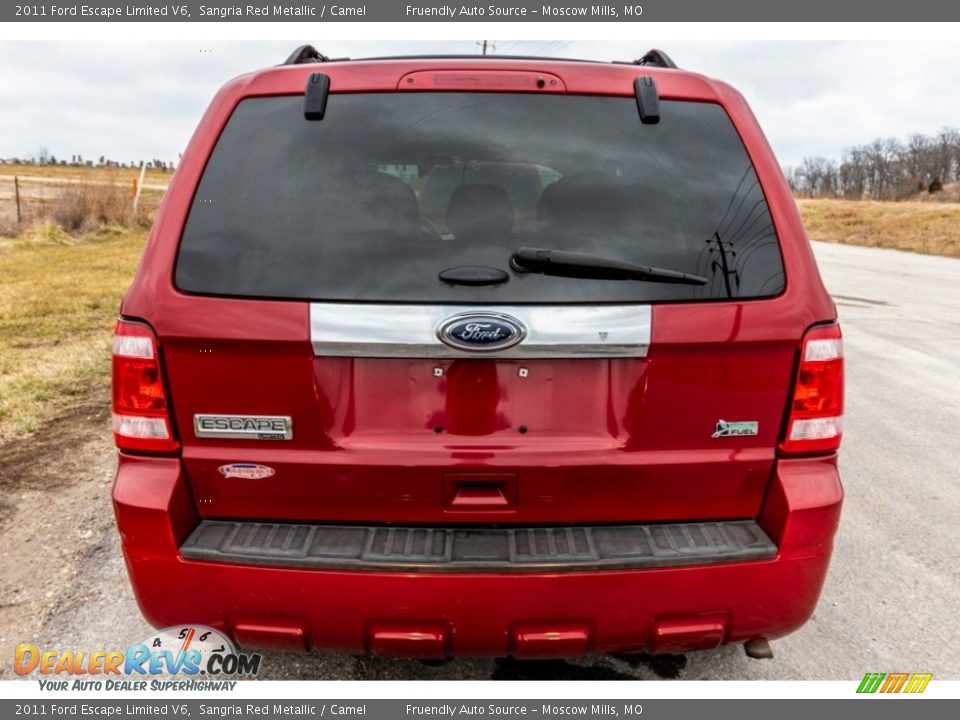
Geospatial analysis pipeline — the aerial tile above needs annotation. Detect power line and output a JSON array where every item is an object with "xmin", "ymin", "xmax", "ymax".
[
  {"xmin": 530, "ymin": 41, "xmax": 560, "ymax": 56},
  {"xmin": 543, "ymin": 41, "xmax": 574, "ymax": 57}
]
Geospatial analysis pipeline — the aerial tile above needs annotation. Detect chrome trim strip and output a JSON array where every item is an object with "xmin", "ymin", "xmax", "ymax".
[{"xmin": 310, "ymin": 303, "xmax": 651, "ymax": 358}]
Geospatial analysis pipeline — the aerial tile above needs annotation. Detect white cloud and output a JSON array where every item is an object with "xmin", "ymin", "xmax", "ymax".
[{"xmin": 1, "ymin": 40, "xmax": 958, "ymax": 167}]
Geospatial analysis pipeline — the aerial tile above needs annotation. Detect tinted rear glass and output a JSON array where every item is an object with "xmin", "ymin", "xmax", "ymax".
[{"xmin": 176, "ymin": 93, "xmax": 785, "ymax": 303}]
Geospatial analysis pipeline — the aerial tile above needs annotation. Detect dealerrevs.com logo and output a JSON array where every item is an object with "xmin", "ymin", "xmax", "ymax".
[{"xmin": 14, "ymin": 626, "xmax": 261, "ymax": 691}]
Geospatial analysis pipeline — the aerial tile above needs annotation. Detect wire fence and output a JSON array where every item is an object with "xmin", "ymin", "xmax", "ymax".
[{"xmin": 0, "ymin": 173, "xmax": 168, "ymax": 236}]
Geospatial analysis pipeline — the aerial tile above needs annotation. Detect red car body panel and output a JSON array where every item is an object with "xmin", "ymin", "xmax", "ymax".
[{"xmin": 113, "ymin": 57, "xmax": 842, "ymax": 657}]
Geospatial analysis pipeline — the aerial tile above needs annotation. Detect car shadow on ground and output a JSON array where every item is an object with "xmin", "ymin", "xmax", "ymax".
[
  {"xmin": 489, "ymin": 654, "xmax": 688, "ymax": 680},
  {"xmin": 253, "ymin": 649, "xmax": 704, "ymax": 681}
]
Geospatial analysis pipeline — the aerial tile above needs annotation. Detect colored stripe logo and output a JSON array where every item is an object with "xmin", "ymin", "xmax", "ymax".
[{"xmin": 857, "ymin": 672, "xmax": 932, "ymax": 694}]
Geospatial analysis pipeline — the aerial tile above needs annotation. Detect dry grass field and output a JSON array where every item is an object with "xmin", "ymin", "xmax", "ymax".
[
  {"xmin": 0, "ymin": 227, "xmax": 147, "ymax": 441},
  {"xmin": 0, "ymin": 162, "xmax": 174, "ymax": 186},
  {"xmin": 797, "ymin": 198, "xmax": 960, "ymax": 258},
  {"xmin": 1, "ymin": 171, "xmax": 157, "ymax": 440},
  {"xmin": 0, "ymin": 170, "xmax": 165, "ymax": 235}
]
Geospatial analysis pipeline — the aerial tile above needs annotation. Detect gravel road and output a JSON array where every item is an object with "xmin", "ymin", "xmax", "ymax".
[{"xmin": 1, "ymin": 240, "xmax": 958, "ymax": 681}]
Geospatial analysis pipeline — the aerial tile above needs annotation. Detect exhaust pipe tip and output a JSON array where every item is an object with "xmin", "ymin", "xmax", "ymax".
[{"xmin": 744, "ymin": 638, "xmax": 774, "ymax": 660}]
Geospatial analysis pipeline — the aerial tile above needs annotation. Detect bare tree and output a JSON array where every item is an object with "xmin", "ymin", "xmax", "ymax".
[
  {"xmin": 793, "ymin": 126, "xmax": 960, "ymax": 199},
  {"xmin": 795, "ymin": 157, "xmax": 838, "ymax": 197}
]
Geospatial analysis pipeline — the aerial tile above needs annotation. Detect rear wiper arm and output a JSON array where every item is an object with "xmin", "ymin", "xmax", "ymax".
[{"xmin": 510, "ymin": 247, "xmax": 708, "ymax": 285}]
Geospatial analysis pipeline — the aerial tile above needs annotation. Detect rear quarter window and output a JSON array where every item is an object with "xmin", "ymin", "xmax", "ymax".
[{"xmin": 175, "ymin": 92, "xmax": 785, "ymax": 304}]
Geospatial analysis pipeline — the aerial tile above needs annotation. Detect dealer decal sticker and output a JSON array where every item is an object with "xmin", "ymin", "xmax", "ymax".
[{"xmin": 218, "ymin": 463, "xmax": 275, "ymax": 480}]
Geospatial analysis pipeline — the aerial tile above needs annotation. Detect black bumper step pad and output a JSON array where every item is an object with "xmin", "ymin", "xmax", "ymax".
[{"xmin": 181, "ymin": 519, "xmax": 776, "ymax": 572}]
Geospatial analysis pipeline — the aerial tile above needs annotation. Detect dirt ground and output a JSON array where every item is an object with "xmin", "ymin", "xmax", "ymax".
[{"xmin": 0, "ymin": 388, "xmax": 120, "ymax": 668}]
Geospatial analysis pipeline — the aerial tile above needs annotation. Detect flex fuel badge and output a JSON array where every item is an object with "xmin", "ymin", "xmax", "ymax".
[{"xmin": 711, "ymin": 419, "xmax": 759, "ymax": 438}]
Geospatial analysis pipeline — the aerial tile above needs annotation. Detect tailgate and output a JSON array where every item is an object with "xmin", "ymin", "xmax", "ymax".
[{"xmin": 162, "ymin": 301, "xmax": 795, "ymax": 525}]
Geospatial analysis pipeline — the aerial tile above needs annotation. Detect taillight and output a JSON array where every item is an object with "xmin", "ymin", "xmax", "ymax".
[
  {"xmin": 779, "ymin": 323, "xmax": 844, "ymax": 455},
  {"xmin": 112, "ymin": 320, "xmax": 178, "ymax": 453}
]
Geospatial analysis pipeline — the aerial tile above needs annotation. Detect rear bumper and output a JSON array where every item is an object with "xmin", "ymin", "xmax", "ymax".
[{"xmin": 112, "ymin": 454, "xmax": 842, "ymax": 657}]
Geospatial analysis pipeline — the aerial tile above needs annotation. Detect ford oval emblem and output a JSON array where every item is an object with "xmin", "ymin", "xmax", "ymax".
[{"xmin": 437, "ymin": 312, "xmax": 526, "ymax": 352}]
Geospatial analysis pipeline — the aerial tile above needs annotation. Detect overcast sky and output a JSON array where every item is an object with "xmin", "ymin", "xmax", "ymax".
[{"xmin": 2, "ymin": 40, "xmax": 959, "ymax": 168}]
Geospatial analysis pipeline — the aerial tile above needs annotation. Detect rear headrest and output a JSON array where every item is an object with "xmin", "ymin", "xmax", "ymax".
[
  {"xmin": 445, "ymin": 184, "xmax": 514, "ymax": 239},
  {"xmin": 537, "ymin": 173, "xmax": 635, "ymax": 234},
  {"xmin": 350, "ymin": 171, "xmax": 422, "ymax": 233}
]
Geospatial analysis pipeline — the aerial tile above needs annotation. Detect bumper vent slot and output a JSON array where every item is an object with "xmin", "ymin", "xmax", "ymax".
[{"xmin": 182, "ymin": 520, "xmax": 776, "ymax": 573}]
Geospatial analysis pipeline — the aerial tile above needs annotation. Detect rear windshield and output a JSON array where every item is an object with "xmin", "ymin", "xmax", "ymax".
[{"xmin": 176, "ymin": 93, "xmax": 785, "ymax": 303}]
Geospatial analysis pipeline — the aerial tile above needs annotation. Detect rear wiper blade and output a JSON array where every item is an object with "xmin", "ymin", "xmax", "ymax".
[{"xmin": 510, "ymin": 247, "xmax": 708, "ymax": 285}]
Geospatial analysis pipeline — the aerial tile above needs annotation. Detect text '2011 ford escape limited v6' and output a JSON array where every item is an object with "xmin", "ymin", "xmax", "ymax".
[{"xmin": 111, "ymin": 47, "xmax": 844, "ymax": 660}]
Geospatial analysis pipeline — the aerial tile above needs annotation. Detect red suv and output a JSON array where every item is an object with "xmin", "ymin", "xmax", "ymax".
[{"xmin": 112, "ymin": 47, "xmax": 843, "ymax": 660}]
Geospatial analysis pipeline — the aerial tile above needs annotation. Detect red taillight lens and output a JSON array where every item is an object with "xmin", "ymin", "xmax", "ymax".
[
  {"xmin": 112, "ymin": 320, "xmax": 178, "ymax": 453},
  {"xmin": 780, "ymin": 323, "xmax": 844, "ymax": 455}
]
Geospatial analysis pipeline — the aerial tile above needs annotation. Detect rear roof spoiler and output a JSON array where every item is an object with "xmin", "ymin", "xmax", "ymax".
[
  {"xmin": 289, "ymin": 44, "xmax": 675, "ymax": 122},
  {"xmin": 280, "ymin": 46, "xmax": 680, "ymax": 69}
]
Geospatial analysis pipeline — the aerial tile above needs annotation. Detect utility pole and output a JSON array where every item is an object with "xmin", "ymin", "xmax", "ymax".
[
  {"xmin": 133, "ymin": 161, "xmax": 146, "ymax": 214},
  {"xmin": 477, "ymin": 40, "xmax": 495, "ymax": 56},
  {"xmin": 707, "ymin": 232, "xmax": 739, "ymax": 298},
  {"xmin": 14, "ymin": 175, "xmax": 21, "ymax": 225}
]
